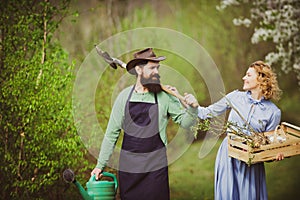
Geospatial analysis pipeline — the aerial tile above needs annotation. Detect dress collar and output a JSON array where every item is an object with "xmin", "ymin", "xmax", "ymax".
[{"xmin": 246, "ymin": 91, "xmax": 266, "ymax": 110}]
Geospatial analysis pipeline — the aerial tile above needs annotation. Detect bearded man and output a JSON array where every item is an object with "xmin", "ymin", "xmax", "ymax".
[{"xmin": 91, "ymin": 48, "xmax": 199, "ymax": 200}]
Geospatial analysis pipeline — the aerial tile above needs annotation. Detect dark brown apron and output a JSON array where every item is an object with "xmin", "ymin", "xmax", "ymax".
[{"xmin": 119, "ymin": 87, "xmax": 169, "ymax": 200}]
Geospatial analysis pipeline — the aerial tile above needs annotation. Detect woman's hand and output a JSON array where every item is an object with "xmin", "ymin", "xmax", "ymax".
[{"xmin": 275, "ymin": 152, "xmax": 284, "ymax": 161}]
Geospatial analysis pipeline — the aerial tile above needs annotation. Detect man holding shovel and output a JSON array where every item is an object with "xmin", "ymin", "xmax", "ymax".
[{"xmin": 91, "ymin": 48, "xmax": 199, "ymax": 200}]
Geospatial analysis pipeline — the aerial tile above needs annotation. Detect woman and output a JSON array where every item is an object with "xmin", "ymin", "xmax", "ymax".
[{"xmin": 185, "ymin": 61, "xmax": 283, "ymax": 199}]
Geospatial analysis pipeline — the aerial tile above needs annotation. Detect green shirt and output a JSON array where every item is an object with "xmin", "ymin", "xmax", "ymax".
[{"xmin": 96, "ymin": 85, "xmax": 197, "ymax": 169}]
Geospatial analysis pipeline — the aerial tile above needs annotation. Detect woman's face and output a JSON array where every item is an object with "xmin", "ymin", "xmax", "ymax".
[{"xmin": 242, "ymin": 67, "xmax": 259, "ymax": 91}]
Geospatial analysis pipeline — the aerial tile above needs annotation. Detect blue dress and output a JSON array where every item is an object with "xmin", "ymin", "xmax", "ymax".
[{"xmin": 197, "ymin": 90, "xmax": 281, "ymax": 200}]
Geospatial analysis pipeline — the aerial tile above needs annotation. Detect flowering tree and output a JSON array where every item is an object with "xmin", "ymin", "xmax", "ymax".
[{"xmin": 218, "ymin": 0, "xmax": 300, "ymax": 85}]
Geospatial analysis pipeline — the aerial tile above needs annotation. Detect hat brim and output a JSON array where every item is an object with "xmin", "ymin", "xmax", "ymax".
[{"xmin": 126, "ymin": 56, "xmax": 166, "ymax": 75}]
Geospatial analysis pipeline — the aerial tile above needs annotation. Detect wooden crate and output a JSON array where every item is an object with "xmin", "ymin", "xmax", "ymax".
[{"xmin": 228, "ymin": 122, "xmax": 300, "ymax": 165}]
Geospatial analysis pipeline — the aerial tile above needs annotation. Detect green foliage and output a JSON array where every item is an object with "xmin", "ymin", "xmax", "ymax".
[{"xmin": 0, "ymin": 1, "xmax": 89, "ymax": 199}]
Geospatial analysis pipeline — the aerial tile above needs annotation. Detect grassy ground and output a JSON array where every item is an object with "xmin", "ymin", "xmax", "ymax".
[{"xmin": 169, "ymin": 140, "xmax": 300, "ymax": 200}]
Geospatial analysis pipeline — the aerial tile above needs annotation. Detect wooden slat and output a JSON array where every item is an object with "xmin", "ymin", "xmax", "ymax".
[
  {"xmin": 228, "ymin": 122, "xmax": 300, "ymax": 164},
  {"xmin": 282, "ymin": 122, "xmax": 300, "ymax": 132},
  {"xmin": 285, "ymin": 127, "xmax": 300, "ymax": 137},
  {"xmin": 228, "ymin": 146, "xmax": 250, "ymax": 163},
  {"xmin": 229, "ymin": 144, "xmax": 300, "ymax": 164},
  {"xmin": 249, "ymin": 144, "xmax": 300, "ymax": 164},
  {"xmin": 228, "ymin": 140, "xmax": 249, "ymax": 150},
  {"xmin": 254, "ymin": 135, "xmax": 299, "ymax": 151}
]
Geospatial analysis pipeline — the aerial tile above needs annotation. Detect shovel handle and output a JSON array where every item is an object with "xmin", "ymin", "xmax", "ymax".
[
  {"xmin": 161, "ymin": 85, "xmax": 189, "ymax": 108},
  {"xmin": 161, "ymin": 85, "xmax": 200, "ymax": 108},
  {"xmin": 161, "ymin": 85, "xmax": 185, "ymax": 102}
]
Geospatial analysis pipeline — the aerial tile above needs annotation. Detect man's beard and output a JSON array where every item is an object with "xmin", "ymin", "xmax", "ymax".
[{"xmin": 141, "ymin": 74, "xmax": 162, "ymax": 93}]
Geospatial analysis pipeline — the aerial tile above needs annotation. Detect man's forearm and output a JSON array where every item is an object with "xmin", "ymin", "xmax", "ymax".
[{"xmin": 96, "ymin": 135, "xmax": 116, "ymax": 169}]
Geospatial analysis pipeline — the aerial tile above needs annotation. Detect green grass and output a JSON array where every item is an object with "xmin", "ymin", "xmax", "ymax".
[{"xmin": 169, "ymin": 140, "xmax": 300, "ymax": 200}]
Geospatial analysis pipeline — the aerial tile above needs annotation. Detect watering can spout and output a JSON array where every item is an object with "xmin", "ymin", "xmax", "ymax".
[
  {"xmin": 63, "ymin": 169, "xmax": 93, "ymax": 200},
  {"xmin": 74, "ymin": 180, "xmax": 94, "ymax": 200}
]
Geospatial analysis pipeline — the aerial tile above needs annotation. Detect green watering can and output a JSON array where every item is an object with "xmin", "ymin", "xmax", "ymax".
[{"xmin": 63, "ymin": 169, "xmax": 118, "ymax": 200}]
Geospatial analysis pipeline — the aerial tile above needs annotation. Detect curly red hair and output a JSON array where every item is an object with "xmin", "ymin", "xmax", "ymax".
[{"xmin": 249, "ymin": 61, "xmax": 282, "ymax": 101}]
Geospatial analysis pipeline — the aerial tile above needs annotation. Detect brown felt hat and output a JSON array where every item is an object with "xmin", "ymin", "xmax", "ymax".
[{"xmin": 126, "ymin": 48, "xmax": 166, "ymax": 75}]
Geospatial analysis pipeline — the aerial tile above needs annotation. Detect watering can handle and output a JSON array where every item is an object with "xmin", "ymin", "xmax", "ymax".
[{"xmin": 90, "ymin": 172, "xmax": 118, "ymax": 193}]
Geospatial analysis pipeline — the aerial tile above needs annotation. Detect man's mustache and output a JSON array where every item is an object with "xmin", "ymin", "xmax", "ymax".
[
  {"xmin": 141, "ymin": 74, "xmax": 161, "ymax": 85},
  {"xmin": 151, "ymin": 74, "xmax": 160, "ymax": 79}
]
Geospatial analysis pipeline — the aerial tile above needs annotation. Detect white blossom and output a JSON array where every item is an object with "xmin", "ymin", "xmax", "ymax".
[
  {"xmin": 218, "ymin": 0, "xmax": 300, "ymax": 84},
  {"xmin": 216, "ymin": 0, "xmax": 243, "ymax": 10},
  {"xmin": 233, "ymin": 18, "xmax": 252, "ymax": 27}
]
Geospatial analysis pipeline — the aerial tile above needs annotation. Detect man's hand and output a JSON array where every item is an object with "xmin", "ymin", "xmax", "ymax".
[
  {"xmin": 164, "ymin": 85, "xmax": 188, "ymax": 107},
  {"xmin": 91, "ymin": 168, "xmax": 103, "ymax": 180},
  {"xmin": 164, "ymin": 85, "xmax": 180, "ymax": 97},
  {"xmin": 164, "ymin": 85, "xmax": 199, "ymax": 108},
  {"xmin": 184, "ymin": 93, "xmax": 199, "ymax": 108}
]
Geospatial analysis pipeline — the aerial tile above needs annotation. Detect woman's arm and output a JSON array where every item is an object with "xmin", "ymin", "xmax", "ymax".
[{"xmin": 197, "ymin": 91, "xmax": 238, "ymax": 119}]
